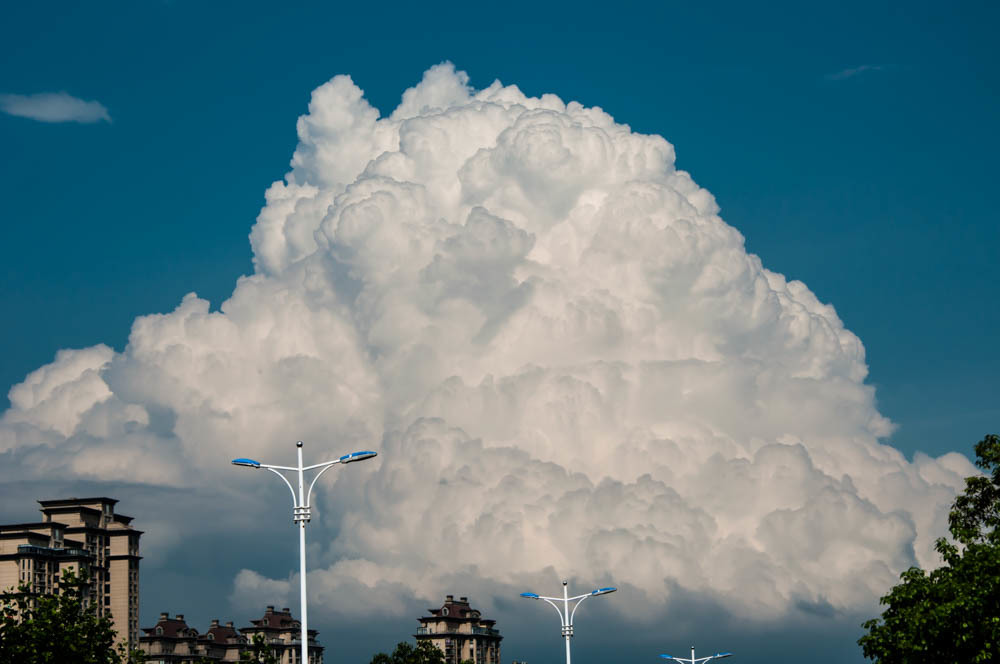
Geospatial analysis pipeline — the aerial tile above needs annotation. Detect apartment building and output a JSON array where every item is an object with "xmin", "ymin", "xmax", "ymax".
[
  {"xmin": 240, "ymin": 605, "xmax": 323, "ymax": 664},
  {"xmin": 140, "ymin": 613, "xmax": 245, "ymax": 663},
  {"xmin": 415, "ymin": 595, "xmax": 502, "ymax": 664},
  {"xmin": 141, "ymin": 606, "xmax": 324, "ymax": 664},
  {"xmin": 0, "ymin": 497, "xmax": 142, "ymax": 652}
]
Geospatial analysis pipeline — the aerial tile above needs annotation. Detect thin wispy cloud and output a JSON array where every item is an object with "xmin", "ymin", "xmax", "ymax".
[
  {"xmin": 826, "ymin": 64, "xmax": 890, "ymax": 81},
  {"xmin": 0, "ymin": 91, "xmax": 111, "ymax": 123}
]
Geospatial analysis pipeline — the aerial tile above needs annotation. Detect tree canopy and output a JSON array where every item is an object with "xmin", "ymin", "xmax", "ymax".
[
  {"xmin": 239, "ymin": 632, "xmax": 280, "ymax": 664},
  {"xmin": 859, "ymin": 434, "xmax": 1000, "ymax": 663},
  {"xmin": 0, "ymin": 567, "xmax": 136, "ymax": 664},
  {"xmin": 369, "ymin": 640, "xmax": 446, "ymax": 664}
]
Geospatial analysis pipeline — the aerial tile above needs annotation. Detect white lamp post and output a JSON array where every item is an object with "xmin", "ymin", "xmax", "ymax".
[
  {"xmin": 519, "ymin": 581, "xmax": 616, "ymax": 664},
  {"xmin": 661, "ymin": 646, "xmax": 733, "ymax": 663},
  {"xmin": 232, "ymin": 441, "xmax": 376, "ymax": 664}
]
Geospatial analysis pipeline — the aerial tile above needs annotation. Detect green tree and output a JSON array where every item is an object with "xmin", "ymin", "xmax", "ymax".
[
  {"xmin": 0, "ymin": 567, "xmax": 140, "ymax": 664},
  {"xmin": 859, "ymin": 434, "xmax": 1000, "ymax": 663},
  {"xmin": 369, "ymin": 640, "xmax": 446, "ymax": 664},
  {"xmin": 239, "ymin": 633, "xmax": 280, "ymax": 664}
]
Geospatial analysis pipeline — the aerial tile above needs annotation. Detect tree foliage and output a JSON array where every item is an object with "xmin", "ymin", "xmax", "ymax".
[
  {"xmin": 859, "ymin": 434, "xmax": 1000, "ymax": 663},
  {"xmin": 369, "ymin": 641, "xmax": 446, "ymax": 664},
  {"xmin": 0, "ymin": 568, "xmax": 138, "ymax": 664},
  {"xmin": 239, "ymin": 632, "xmax": 280, "ymax": 664}
]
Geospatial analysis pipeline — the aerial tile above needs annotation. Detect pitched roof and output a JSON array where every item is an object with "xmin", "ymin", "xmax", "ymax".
[
  {"xmin": 204, "ymin": 623, "xmax": 242, "ymax": 644},
  {"xmin": 421, "ymin": 595, "xmax": 492, "ymax": 623},
  {"xmin": 141, "ymin": 614, "xmax": 198, "ymax": 639},
  {"xmin": 247, "ymin": 605, "xmax": 299, "ymax": 630}
]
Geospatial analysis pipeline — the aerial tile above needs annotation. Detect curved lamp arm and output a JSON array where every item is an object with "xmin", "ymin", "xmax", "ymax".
[
  {"xmin": 306, "ymin": 461, "xmax": 340, "ymax": 507},
  {"xmin": 521, "ymin": 593, "xmax": 568, "ymax": 625},
  {"xmin": 568, "ymin": 594, "xmax": 589, "ymax": 625},
  {"xmin": 265, "ymin": 467, "xmax": 298, "ymax": 507},
  {"xmin": 541, "ymin": 597, "xmax": 567, "ymax": 624}
]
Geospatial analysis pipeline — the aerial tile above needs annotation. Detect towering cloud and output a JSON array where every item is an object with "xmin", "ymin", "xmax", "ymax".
[{"xmin": 0, "ymin": 64, "xmax": 974, "ymax": 626}]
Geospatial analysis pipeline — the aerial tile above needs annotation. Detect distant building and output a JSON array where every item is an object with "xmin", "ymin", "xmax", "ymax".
[
  {"xmin": 0, "ymin": 497, "xmax": 141, "ymax": 652},
  {"xmin": 242, "ymin": 605, "xmax": 323, "ymax": 664},
  {"xmin": 140, "ymin": 606, "xmax": 323, "ymax": 664},
  {"xmin": 415, "ymin": 595, "xmax": 502, "ymax": 664},
  {"xmin": 140, "ymin": 613, "xmax": 242, "ymax": 663}
]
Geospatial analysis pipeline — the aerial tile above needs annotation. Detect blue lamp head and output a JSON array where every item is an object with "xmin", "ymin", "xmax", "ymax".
[
  {"xmin": 339, "ymin": 450, "xmax": 377, "ymax": 464},
  {"xmin": 591, "ymin": 586, "xmax": 617, "ymax": 595},
  {"xmin": 231, "ymin": 458, "xmax": 261, "ymax": 468},
  {"xmin": 519, "ymin": 592, "xmax": 539, "ymax": 599}
]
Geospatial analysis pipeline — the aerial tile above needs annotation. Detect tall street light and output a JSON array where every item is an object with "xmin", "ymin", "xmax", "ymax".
[
  {"xmin": 519, "ymin": 581, "xmax": 616, "ymax": 664},
  {"xmin": 232, "ymin": 442, "xmax": 377, "ymax": 664},
  {"xmin": 661, "ymin": 646, "xmax": 733, "ymax": 663}
]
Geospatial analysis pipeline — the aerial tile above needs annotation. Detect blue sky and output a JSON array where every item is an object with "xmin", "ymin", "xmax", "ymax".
[
  {"xmin": 1, "ymin": 2, "xmax": 998, "ymax": 662},
  {"xmin": 3, "ymin": 1, "xmax": 996, "ymax": 461}
]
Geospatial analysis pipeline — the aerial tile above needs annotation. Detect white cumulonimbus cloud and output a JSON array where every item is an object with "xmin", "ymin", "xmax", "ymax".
[{"xmin": 0, "ymin": 63, "xmax": 974, "ymax": 623}]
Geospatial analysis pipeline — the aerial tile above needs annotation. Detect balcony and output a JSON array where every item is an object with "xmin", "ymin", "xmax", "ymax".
[
  {"xmin": 472, "ymin": 627, "xmax": 500, "ymax": 637},
  {"xmin": 415, "ymin": 626, "xmax": 500, "ymax": 637},
  {"xmin": 16, "ymin": 545, "xmax": 92, "ymax": 559}
]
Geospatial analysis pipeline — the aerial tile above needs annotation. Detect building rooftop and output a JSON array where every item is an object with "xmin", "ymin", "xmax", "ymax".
[
  {"xmin": 248, "ymin": 605, "xmax": 299, "ymax": 630},
  {"xmin": 141, "ymin": 609, "xmax": 322, "ymax": 645},
  {"xmin": 244, "ymin": 605, "xmax": 319, "ymax": 639},
  {"xmin": 38, "ymin": 497, "xmax": 119, "ymax": 507},
  {"xmin": 141, "ymin": 613, "xmax": 198, "ymax": 639},
  {"xmin": 204, "ymin": 619, "xmax": 242, "ymax": 644},
  {"xmin": 421, "ymin": 595, "xmax": 496, "ymax": 626},
  {"xmin": 0, "ymin": 522, "xmax": 63, "ymax": 531}
]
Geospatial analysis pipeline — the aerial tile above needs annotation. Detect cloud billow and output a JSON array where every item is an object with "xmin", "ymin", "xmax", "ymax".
[
  {"xmin": 0, "ymin": 64, "xmax": 974, "ymax": 629},
  {"xmin": 0, "ymin": 91, "xmax": 111, "ymax": 123}
]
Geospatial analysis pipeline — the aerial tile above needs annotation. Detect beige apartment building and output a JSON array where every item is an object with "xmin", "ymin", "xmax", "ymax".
[
  {"xmin": 140, "ymin": 606, "xmax": 323, "ymax": 664},
  {"xmin": 0, "ymin": 497, "xmax": 142, "ymax": 652},
  {"xmin": 415, "ymin": 595, "xmax": 502, "ymax": 664},
  {"xmin": 140, "ymin": 613, "xmax": 246, "ymax": 663}
]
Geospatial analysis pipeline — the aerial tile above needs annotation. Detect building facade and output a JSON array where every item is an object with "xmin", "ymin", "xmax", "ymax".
[
  {"xmin": 415, "ymin": 596, "xmax": 502, "ymax": 664},
  {"xmin": 241, "ymin": 605, "xmax": 323, "ymax": 664},
  {"xmin": 140, "ymin": 606, "xmax": 324, "ymax": 664},
  {"xmin": 0, "ymin": 497, "xmax": 141, "ymax": 652},
  {"xmin": 140, "ymin": 613, "xmax": 245, "ymax": 663}
]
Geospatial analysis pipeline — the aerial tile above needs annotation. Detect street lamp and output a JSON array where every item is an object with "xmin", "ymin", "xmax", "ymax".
[
  {"xmin": 519, "ymin": 581, "xmax": 616, "ymax": 664},
  {"xmin": 231, "ymin": 442, "xmax": 377, "ymax": 664},
  {"xmin": 661, "ymin": 646, "xmax": 733, "ymax": 663}
]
